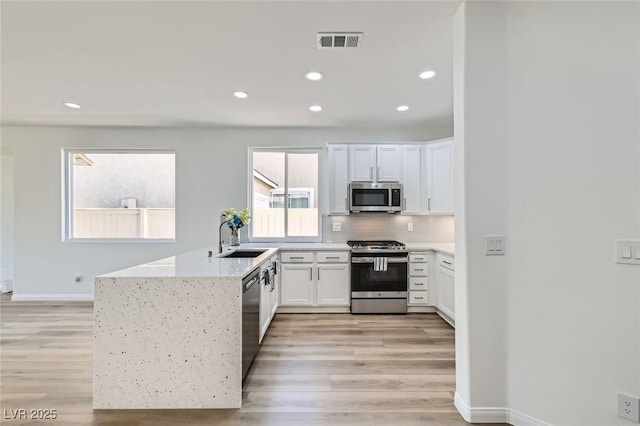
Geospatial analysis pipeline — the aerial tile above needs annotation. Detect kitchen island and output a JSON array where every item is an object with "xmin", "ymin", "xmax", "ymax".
[{"xmin": 93, "ymin": 247, "xmax": 277, "ymax": 409}]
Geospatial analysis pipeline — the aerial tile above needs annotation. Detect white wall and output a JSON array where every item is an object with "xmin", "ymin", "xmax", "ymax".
[
  {"xmin": 1, "ymin": 150, "xmax": 15, "ymax": 291},
  {"xmin": 2, "ymin": 124, "xmax": 451, "ymax": 299},
  {"xmin": 458, "ymin": 1, "xmax": 640, "ymax": 425}
]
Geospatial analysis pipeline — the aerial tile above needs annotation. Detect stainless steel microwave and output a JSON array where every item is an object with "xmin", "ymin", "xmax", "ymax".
[{"xmin": 349, "ymin": 182, "xmax": 403, "ymax": 213}]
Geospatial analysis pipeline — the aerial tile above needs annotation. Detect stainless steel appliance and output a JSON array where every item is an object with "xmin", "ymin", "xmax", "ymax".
[
  {"xmin": 348, "ymin": 240, "xmax": 408, "ymax": 314},
  {"xmin": 241, "ymin": 268, "xmax": 260, "ymax": 380},
  {"xmin": 349, "ymin": 182, "xmax": 403, "ymax": 213}
]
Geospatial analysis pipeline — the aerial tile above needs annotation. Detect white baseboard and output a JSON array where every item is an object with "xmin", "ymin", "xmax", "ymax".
[
  {"xmin": 454, "ymin": 392, "xmax": 550, "ymax": 425},
  {"xmin": 508, "ymin": 409, "xmax": 552, "ymax": 426},
  {"xmin": 11, "ymin": 293, "xmax": 94, "ymax": 301},
  {"xmin": 276, "ymin": 306, "xmax": 350, "ymax": 313},
  {"xmin": 454, "ymin": 392, "xmax": 508, "ymax": 423}
]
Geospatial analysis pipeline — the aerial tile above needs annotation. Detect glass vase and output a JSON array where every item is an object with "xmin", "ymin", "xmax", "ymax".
[{"xmin": 230, "ymin": 229, "xmax": 240, "ymax": 246}]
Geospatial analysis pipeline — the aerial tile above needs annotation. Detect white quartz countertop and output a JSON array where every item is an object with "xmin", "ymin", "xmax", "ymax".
[
  {"xmin": 405, "ymin": 243, "xmax": 455, "ymax": 255},
  {"xmin": 99, "ymin": 242, "xmax": 454, "ymax": 280},
  {"xmin": 99, "ymin": 247, "xmax": 279, "ymax": 279},
  {"xmin": 236, "ymin": 242, "xmax": 350, "ymax": 251}
]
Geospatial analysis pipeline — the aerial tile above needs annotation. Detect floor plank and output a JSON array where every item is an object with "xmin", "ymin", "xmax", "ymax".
[{"xmin": 0, "ymin": 293, "xmax": 507, "ymax": 425}]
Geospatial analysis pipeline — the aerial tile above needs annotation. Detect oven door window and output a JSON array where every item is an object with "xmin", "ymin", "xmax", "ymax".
[
  {"xmin": 351, "ymin": 189, "xmax": 389, "ymax": 207},
  {"xmin": 351, "ymin": 262, "xmax": 407, "ymax": 292}
]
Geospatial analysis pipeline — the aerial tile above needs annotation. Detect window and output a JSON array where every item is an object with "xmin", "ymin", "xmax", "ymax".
[
  {"xmin": 63, "ymin": 149, "xmax": 176, "ymax": 241},
  {"xmin": 250, "ymin": 149, "xmax": 320, "ymax": 241}
]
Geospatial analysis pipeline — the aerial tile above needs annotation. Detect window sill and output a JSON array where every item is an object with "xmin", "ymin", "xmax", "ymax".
[{"xmin": 64, "ymin": 238, "xmax": 177, "ymax": 244}]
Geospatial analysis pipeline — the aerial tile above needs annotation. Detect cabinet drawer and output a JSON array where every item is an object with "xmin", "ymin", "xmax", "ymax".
[
  {"xmin": 438, "ymin": 254, "xmax": 455, "ymax": 271},
  {"xmin": 409, "ymin": 291, "xmax": 429, "ymax": 305},
  {"xmin": 409, "ymin": 263, "xmax": 428, "ymax": 276},
  {"xmin": 409, "ymin": 277, "xmax": 428, "ymax": 290},
  {"xmin": 280, "ymin": 252, "xmax": 314, "ymax": 263},
  {"xmin": 409, "ymin": 253, "xmax": 429, "ymax": 263},
  {"xmin": 316, "ymin": 252, "xmax": 349, "ymax": 263}
]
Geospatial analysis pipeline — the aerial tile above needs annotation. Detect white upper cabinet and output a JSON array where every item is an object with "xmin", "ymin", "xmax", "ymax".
[
  {"xmin": 349, "ymin": 145, "xmax": 401, "ymax": 182},
  {"xmin": 401, "ymin": 145, "xmax": 422, "ymax": 214},
  {"xmin": 328, "ymin": 145, "xmax": 349, "ymax": 214},
  {"xmin": 375, "ymin": 145, "xmax": 401, "ymax": 182},
  {"xmin": 425, "ymin": 139, "xmax": 454, "ymax": 215},
  {"xmin": 349, "ymin": 146, "xmax": 376, "ymax": 181},
  {"xmin": 328, "ymin": 139, "xmax": 453, "ymax": 215}
]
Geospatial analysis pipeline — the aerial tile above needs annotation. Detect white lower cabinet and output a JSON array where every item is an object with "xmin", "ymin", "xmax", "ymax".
[
  {"xmin": 280, "ymin": 251, "xmax": 350, "ymax": 309},
  {"xmin": 434, "ymin": 253, "xmax": 455, "ymax": 324},
  {"xmin": 259, "ymin": 255, "xmax": 279, "ymax": 343},
  {"xmin": 280, "ymin": 263, "xmax": 314, "ymax": 305},
  {"xmin": 317, "ymin": 263, "xmax": 350, "ymax": 305},
  {"xmin": 407, "ymin": 252, "xmax": 430, "ymax": 306}
]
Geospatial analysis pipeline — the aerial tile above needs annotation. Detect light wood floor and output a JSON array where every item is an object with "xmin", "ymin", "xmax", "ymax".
[{"xmin": 0, "ymin": 294, "xmax": 505, "ymax": 425}]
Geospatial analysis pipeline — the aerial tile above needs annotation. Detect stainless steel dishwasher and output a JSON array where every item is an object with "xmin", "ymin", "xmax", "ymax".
[{"xmin": 241, "ymin": 268, "xmax": 260, "ymax": 381}]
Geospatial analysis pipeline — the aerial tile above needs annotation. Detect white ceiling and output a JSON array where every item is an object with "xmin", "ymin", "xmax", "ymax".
[{"xmin": 1, "ymin": 1, "xmax": 459, "ymax": 128}]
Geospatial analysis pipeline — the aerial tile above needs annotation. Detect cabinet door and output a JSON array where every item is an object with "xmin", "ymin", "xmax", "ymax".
[
  {"xmin": 349, "ymin": 146, "xmax": 376, "ymax": 182},
  {"xmin": 259, "ymin": 272, "xmax": 271, "ymax": 342},
  {"xmin": 328, "ymin": 145, "xmax": 349, "ymax": 214},
  {"xmin": 270, "ymin": 266, "xmax": 279, "ymax": 318},
  {"xmin": 316, "ymin": 264, "xmax": 350, "ymax": 306},
  {"xmin": 376, "ymin": 145, "xmax": 401, "ymax": 182},
  {"xmin": 437, "ymin": 265, "xmax": 455, "ymax": 320},
  {"xmin": 426, "ymin": 140, "xmax": 454, "ymax": 214},
  {"xmin": 280, "ymin": 263, "xmax": 314, "ymax": 306},
  {"xmin": 401, "ymin": 146, "xmax": 422, "ymax": 213}
]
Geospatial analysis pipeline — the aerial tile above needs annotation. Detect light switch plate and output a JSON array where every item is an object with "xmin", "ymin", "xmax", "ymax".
[
  {"xmin": 408, "ymin": 223, "xmax": 413, "ymax": 232},
  {"xmin": 616, "ymin": 240, "xmax": 640, "ymax": 265},
  {"xmin": 485, "ymin": 236, "xmax": 505, "ymax": 256},
  {"xmin": 332, "ymin": 223, "xmax": 342, "ymax": 232}
]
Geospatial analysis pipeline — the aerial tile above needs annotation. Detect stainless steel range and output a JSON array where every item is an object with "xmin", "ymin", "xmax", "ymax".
[{"xmin": 347, "ymin": 240, "xmax": 408, "ymax": 314}]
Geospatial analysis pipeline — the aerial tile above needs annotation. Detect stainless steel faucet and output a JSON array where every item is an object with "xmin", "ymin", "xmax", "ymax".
[{"xmin": 218, "ymin": 219, "xmax": 238, "ymax": 253}]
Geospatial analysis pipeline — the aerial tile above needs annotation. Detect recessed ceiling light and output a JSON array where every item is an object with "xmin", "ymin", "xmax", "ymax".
[
  {"xmin": 233, "ymin": 91, "xmax": 249, "ymax": 99},
  {"xmin": 419, "ymin": 70, "xmax": 437, "ymax": 79},
  {"xmin": 397, "ymin": 105, "xmax": 409, "ymax": 112},
  {"xmin": 64, "ymin": 102, "xmax": 81, "ymax": 109},
  {"xmin": 305, "ymin": 71, "xmax": 324, "ymax": 81},
  {"xmin": 309, "ymin": 105, "xmax": 323, "ymax": 112}
]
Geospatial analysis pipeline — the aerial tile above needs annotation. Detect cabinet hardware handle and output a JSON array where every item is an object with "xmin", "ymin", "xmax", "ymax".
[
  {"xmin": 403, "ymin": 198, "xmax": 406, "ymax": 210},
  {"xmin": 369, "ymin": 166, "xmax": 373, "ymax": 180},
  {"xmin": 415, "ymin": 296, "xmax": 424, "ymax": 300},
  {"xmin": 428, "ymin": 198, "xmax": 431, "ymax": 211},
  {"xmin": 317, "ymin": 267, "xmax": 320, "ymax": 281},
  {"xmin": 414, "ymin": 268, "xmax": 424, "ymax": 271},
  {"xmin": 291, "ymin": 256, "xmax": 304, "ymax": 260},
  {"xmin": 345, "ymin": 198, "xmax": 348, "ymax": 210},
  {"xmin": 377, "ymin": 166, "xmax": 380, "ymax": 180},
  {"xmin": 443, "ymin": 260, "xmax": 452, "ymax": 265},
  {"xmin": 327, "ymin": 256, "xmax": 339, "ymax": 259},
  {"xmin": 309, "ymin": 268, "xmax": 313, "ymax": 280}
]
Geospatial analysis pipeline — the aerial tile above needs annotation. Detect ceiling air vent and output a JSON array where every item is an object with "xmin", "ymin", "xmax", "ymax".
[{"xmin": 317, "ymin": 32, "xmax": 363, "ymax": 49}]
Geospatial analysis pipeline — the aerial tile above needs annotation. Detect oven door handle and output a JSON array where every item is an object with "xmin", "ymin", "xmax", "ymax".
[{"xmin": 351, "ymin": 257, "xmax": 408, "ymax": 264}]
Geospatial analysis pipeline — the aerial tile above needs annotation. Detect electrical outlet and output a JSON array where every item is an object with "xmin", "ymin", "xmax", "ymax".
[
  {"xmin": 332, "ymin": 223, "xmax": 342, "ymax": 232},
  {"xmin": 618, "ymin": 393, "xmax": 640, "ymax": 422},
  {"xmin": 408, "ymin": 223, "xmax": 413, "ymax": 232},
  {"xmin": 74, "ymin": 273, "xmax": 84, "ymax": 283}
]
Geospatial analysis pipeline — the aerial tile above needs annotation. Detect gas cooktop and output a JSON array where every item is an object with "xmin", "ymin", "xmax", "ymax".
[{"xmin": 347, "ymin": 240, "xmax": 407, "ymax": 253}]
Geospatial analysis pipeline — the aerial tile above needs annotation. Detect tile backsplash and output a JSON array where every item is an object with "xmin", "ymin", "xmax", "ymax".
[{"xmin": 322, "ymin": 214, "xmax": 454, "ymax": 243}]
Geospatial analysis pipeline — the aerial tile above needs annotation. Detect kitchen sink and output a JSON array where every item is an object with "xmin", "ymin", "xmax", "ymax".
[{"xmin": 219, "ymin": 250, "xmax": 267, "ymax": 258}]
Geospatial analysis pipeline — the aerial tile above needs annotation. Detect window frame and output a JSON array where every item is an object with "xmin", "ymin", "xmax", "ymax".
[
  {"xmin": 248, "ymin": 147, "xmax": 322, "ymax": 243},
  {"xmin": 62, "ymin": 148, "xmax": 177, "ymax": 243}
]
